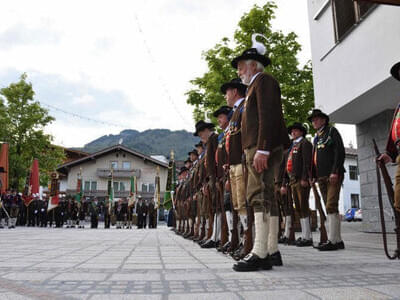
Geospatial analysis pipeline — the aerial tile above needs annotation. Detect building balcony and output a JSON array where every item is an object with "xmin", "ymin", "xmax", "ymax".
[
  {"xmin": 66, "ymin": 189, "xmax": 163, "ymax": 200},
  {"xmin": 96, "ymin": 168, "xmax": 141, "ymax": 179}
]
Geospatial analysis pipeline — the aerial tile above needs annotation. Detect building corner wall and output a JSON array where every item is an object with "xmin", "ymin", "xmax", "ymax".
[{"xmin": 357, "ymin": 109, "xmax": 396, "ymax": 232}]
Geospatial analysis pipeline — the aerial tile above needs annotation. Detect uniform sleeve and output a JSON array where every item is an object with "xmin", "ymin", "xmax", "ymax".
[
  {"xmin": 330, "ymin": 127, "xmax": 345, "ymax": 175},
  {"xmin": 255, "ymin": 75, "xmax": 281, "ymax": 151},
  {"xmin": 302, "ymin": 140, "xmax": 313, "ymax": 181}
]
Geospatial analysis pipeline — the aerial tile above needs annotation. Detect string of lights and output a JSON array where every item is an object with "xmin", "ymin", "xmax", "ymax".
[
  {"xmin": 133, "ymin": 14, "xmax": 192, "ymax": 127},
  {"xmin": 39, "ymin": 101, "xmax": 129, "ymax": 128}
]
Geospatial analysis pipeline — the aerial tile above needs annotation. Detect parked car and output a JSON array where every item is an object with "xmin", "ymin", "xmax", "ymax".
[
  {"xmin": 345, "ymin": 208, "xmax": 357, "ymax": 222},
  {"xmin": 354, "ymin": 209, "xmax": 362, "ymax": 221}
]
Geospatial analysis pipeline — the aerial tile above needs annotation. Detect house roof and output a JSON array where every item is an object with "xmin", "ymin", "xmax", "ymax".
[{"xmin": 57, "ymin": 144, "xmax": 169, "ymax": 174}]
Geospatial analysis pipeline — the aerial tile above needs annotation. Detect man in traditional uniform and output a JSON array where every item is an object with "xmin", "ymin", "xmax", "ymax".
[
  {"xmin": 90, "ymin": 198, "xmax": 99, "ymax": 228},
  {"xmin": 378, "ymin": 61, "xmax": 400, "ymax": 213},
  {"xmin": 309, "ymin": 109, "xmax": 345, "ymax": 251},
  {"xmin": 193, "ymin": 120, "xmax": 218, "ymax": 246},
  {"xmin": 201, "ymin": 106, "xmax": 232, "ymax": 248},
  {"xmin": 223, "ymin": 78, "xmax": 253, "ymax": 260},
  {"xmin": 231, "ymin": 39, "xmax": 290, "ymax": 271},
  {"xmin": 281, "ymin": 123, "xmax": 313, "ymax": 247}
]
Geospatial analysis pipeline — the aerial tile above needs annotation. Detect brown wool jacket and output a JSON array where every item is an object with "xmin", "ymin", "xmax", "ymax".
[
  {"xmin": 228, "ymin": 100, "xmax": 245, "ymax": 166},
  {"xmin": 281, "ymin": 137, "xmax": 313, "ymax": 185},
  {"xmin": 205, "ymin": 132, "xmax": 218, "ymax": 182},
  {"xmin": 241, "ymin": 72, "xmax": 290, "ymax": 152}
]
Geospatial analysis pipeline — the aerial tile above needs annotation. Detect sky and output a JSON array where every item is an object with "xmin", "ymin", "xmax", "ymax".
[{"xmin": 0, "ymin": 0, "xmax": 356, "ymax": 148}]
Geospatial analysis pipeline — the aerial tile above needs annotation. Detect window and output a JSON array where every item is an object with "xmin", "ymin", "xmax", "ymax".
[
  {"xmin": 91, "ymin": 181, "xmax": 97, "ymax": 191},
  {"xmin": 110, "ymin": 161, "xmax": 118, "ymax": 170},
  {"xmin": 113, "ymin": 181, "xmax": 119, "ymax": 192},
  {"xmin": 84, "ymin": 181, "xmax": 90, "ymax": 191},
  {"xmin": 142, "ymin": 184, "xmax": 148, "ymax": 192},
  {"xmin": 148, "ymin": 183, "xmax": 155, "ymax": 193},
  {"xmin": 122, "ymin": 161, "xmax": 131, "ymax": 170},
  {"xmin": 349, "ymin": 165, "xmax": 358, "ymax": 181},
  {"xmin": 351, "ymin": 194, "xmax": 360, "ymax": 208},
  {"xmin": 120, "ymin": 182, "xmax": 125, "ymax": 192},
  {"xmin": 332, "ymin": 0, "xmax": 377, "ymax": 42}
]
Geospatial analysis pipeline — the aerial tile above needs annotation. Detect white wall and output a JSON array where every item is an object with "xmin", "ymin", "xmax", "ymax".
[
  {"xmin": 66, "ymin": 151, "xmax": 168, "ymax": 193},
  {"xmin": 307, "ymin": 2, "xmax": 400, "ymax": 124}
]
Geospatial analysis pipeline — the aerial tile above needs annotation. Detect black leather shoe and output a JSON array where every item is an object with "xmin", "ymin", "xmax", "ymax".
[
  {"xmin": 318, "ymin": 241, "xmax": 339, "ymax": 251},
  {"xmin": 233, "ymin": 253, "xmax": 272, "ymax": 272},
  {"xmin": 336, "ymin": 241, "xmax": 345, "ymax": 250},
  {"xmin": 268, "ymin": 251, "xmax": 283, "ymax": 266},
  {"xmin": 296, "ymin": 239, "xmax": 313, "ymax": 247},
  {"xmin": 278, "ymin": 236, "xmax": 288, "ymax": 244},
  {"xmin": 201, "ymin": 240, "xmax": 217, "ymax": 249}
]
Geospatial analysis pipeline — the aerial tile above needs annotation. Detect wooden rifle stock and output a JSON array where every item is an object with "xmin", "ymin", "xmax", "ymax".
[{"xmin": 372, "ymin": 138, "xmax": 400, "ymax": 259}]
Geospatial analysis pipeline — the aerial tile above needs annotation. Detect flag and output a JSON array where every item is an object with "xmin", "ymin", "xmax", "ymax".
[
  {"xmin": 154, "ymin": 174, "xmax": 160, "ymax": 209},
  {"xmin": 128, "ymin": 176, "xmax": 136, "ymax": 207},
  {"xmin": 25, "ymin": 159, "xmax": 39, "ymax": 207},
  {"xmin": 75, "ymin": 177, "xmax": 83, "ymax": 203},
  {"xmin": 48, "ymin": 194, "xmax": 59, "ymax": 211},
  {"xmin": 163, "ymin": 153, "xmax": 176, "ymax": 210},
  {"xmin": 0, "ymin": 143, "xmax": 9, "ymax": 194},
  {"xmin": 48, "ymin": 172, "xmax": 59, "ymax": 211},
  {"xmin": 107, "ymin": 170, "xmax": 114, "ymax": 214},
  {"xmin": 163, "ymin": 191, "xmax": 172, "ymax": 210}
]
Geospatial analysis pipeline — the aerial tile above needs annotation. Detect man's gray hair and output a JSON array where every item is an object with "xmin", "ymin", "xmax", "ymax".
[{"xmin": 245, "ymin": 60, "xmax": 264, "ymax": 72}]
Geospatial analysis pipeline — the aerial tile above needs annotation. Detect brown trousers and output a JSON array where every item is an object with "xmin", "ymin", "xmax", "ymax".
[
  {"xmin": 244, "ymin": 146, "xmax": 283, "ymax": 213},
  {"xmin": 317, "ymin": 176, "xmax": 343, "ymax": 214},
  {"xmin": 290, "ymin": 180, "xmax": 310, "ymax": 219}
]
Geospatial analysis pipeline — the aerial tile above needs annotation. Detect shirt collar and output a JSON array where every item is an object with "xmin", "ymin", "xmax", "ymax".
[
  {"xmin": 249, "ymin": 72, "xmax": 261, "ymax": 86},
  {"xmin": 294, "ymin": 136, "xmax": 303, "ymax": 143},
  {"xmin": 233, "ymin": 97, "xmax": 245, "ymax": 110}
]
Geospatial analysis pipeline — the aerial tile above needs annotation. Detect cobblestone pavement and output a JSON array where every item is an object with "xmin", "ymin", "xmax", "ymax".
[{"xmin": 0, "ymin": 223, "xmax": 399, "ymax": 300}]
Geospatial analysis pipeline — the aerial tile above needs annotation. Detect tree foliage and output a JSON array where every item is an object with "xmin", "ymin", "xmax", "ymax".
[
  {"xmin": 186, "ymin": 2, "xmax": 314, "ymax": 128},
  {"xmin": 0, "ymin": 73, "xmax": 65, "ymax": 190}
]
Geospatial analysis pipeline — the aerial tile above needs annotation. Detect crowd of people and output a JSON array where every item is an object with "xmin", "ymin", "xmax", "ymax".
[
  {"xmin": 0, "ymin": 192, "xmax": 159, "ymax": 229},
  {"xmin": 171, "ymin": 35, "xmax": 348, "ymax": 272}
]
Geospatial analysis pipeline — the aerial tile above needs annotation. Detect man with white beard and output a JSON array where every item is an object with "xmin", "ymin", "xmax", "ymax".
[{"xmin": 231, "ymin": 35, "xmax": 290, "ymax": 272}]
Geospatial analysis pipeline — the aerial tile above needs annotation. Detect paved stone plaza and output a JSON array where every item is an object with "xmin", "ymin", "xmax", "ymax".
[{"xmin": 0, "ymin": 223, "xmax": 399, "ymax": 300}]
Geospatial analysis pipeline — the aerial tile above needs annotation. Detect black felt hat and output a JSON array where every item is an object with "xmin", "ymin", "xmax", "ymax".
[
  {"xmin": 194, "ymin": 141, "xmax": 203, "ymax": 148},
  {"xmin": 231, "ymin": 48, "xmax": 271, "ymax": 69},
  {"xmin": 213, "ymin": 106, "xmax": 232, "ymax": 118},
  {"xmin": 193, "ymin": 120, "xmax": 215, "ymax": 136},
  {"xmin": 220, "ymin": 78, "xmax": 247, "ymax": 95},
  {"xmin": 178, "ymin": 167, "xmax": 189, "ymax": 175},
  {"xmin": 307, "ymin": 109, "xmax": 330, "ymax": 123},
  {"xmin": 287, "ymin": 122, "xmax": 307, "ymax": 136},
  {"xmin": 390, "ymin": 61, "xmax": 400, "ymax": 81},
  {"xmin": 188, "ymin": 149, "xmax": 198, "ymax": 156}
]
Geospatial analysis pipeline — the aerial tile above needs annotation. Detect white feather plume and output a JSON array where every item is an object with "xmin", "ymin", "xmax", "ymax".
[{"xmin": 251, "ymin": 33, "xmax": 267, "ymax": 55}]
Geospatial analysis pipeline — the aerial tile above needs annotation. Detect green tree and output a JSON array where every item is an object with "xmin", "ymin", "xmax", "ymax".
[
  {"xmin": 0, "ymin": 73, "xmax": 65, "ymax": 190},
  {"xmin": 186, "ymin": 2, "xmax": 314, "ymax": 127}
]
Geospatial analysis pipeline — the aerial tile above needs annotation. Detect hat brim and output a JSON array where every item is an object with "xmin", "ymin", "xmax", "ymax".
[
  {"xmin": 220, "ymin": 82, "xmax": 248, "ymax": 94},
  {"xmin": 193, "ymin": 123, "xmax": 215, "ymax": 136},
  {"xmin": 231, "ymin": 53, "xmax": 271, "ymax": 69},
  {"xmin": 308, "ymin": 113, "xmax": 330, "ymax": 123},
  {"xmin": 288, "ymin": 125, "xmax": 307, "ymax": 136},
  {"xmin": 390, "ymin": 62, "xmax": 400, "ymax": 81}
]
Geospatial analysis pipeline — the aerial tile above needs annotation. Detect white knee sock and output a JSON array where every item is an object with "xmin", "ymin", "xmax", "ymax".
[
  {"xmin": 225, "ymin": 211, "xmax": 233, "ymax": 240},
  {"xmin": 303, "ymin": 217, "xmax": 311, "ymax": 240},
  {"xmin": 268, "ymin": 216, "xmax": 279, "ymax": 254},
  {"xmin": 251, "ymin": 212, "xmax": 269, "ymax": 258},
  {"xmin": 284, "ymin": 216, "xmax": 291, "ymax": 238},
  {"xmin": 239, "ymin": 214, "xmax": 248, "ymax": 232}
]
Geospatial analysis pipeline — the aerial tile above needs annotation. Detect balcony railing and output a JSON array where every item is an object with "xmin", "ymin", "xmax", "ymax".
[{"xmin": 96, "ymin": 168, "xmax": 141, "ymax": 179}]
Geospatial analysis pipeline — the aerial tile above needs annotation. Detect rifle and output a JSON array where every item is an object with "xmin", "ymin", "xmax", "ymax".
[
  {"xmin": 286, "ymin": 183, "xmax": 296, "ymax": 244},
  {"xmin": 216, "ymin": 177, "xmax": 229, "ymax": 246},
  {"xmin": 311, "ymin": 182, "xmax": 328, "ymax": 246},
  {"xmin": 373, "ymin": 139, "xmax": 400, "ymax": 259}
]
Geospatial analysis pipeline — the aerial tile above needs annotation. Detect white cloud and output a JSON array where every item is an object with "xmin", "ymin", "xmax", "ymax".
[{"xmin": 72, "ymin": 94, "xmax": 95, "ymax": 105}]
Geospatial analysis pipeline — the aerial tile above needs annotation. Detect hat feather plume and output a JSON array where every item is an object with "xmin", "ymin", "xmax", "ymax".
[{"xmin": 251, "ymin": 33, "xmax": 267, "ymax": 55}]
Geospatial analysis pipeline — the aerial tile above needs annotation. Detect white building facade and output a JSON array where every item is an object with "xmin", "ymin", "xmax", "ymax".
[
  {"xmin": 57, "ymin": 145, "xmax": 169, "ymax": 202},
  {"xmin": 307, "ymin": 1, "xmax": 400, "ymax": 231}
]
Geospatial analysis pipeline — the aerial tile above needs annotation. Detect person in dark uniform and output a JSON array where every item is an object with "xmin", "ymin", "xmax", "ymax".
[
  {"xmin": 115, "ymin": 199, "xmax": 125, "ymax": 229},
  {"xmin": 39, "ymin": 199, "xmax": 48, "ymax": 227},
  {"xmin": 90, "ymin": 198, "xmax": 99, "ymax": 228},
  {"xmin": 309, "ymin": 109, "xmax": 346, "ymax": 251},
  {"xmin": 104, "ymin": 198, "xmax": 111, "ymax": 229},
  {"xmin": 148, "ymin": 199, "xmax": 155, "ymax": 229},
  {"xmin": 78, "ymin": 201, "xmax": 86, "ymax": 228}
]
